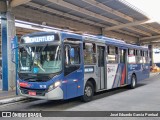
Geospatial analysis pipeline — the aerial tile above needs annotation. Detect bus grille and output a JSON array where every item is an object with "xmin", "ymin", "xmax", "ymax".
[{"xmin": 20, "ymin": 87, "xmax": 46, "ymax": 96}]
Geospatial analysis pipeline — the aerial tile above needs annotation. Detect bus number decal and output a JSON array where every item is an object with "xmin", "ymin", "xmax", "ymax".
[{"xmin": 85, "ymin": 67, "xmax": 94, "ymax": 73}]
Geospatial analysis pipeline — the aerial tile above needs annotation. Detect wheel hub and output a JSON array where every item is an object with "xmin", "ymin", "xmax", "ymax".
[
  {"xmin": 85, "ymin": 86, "xmax": 92, "ymax": 97},
  {"xmin": 132, "ymin": 77, "xmax": 136, "ymax": 87}
]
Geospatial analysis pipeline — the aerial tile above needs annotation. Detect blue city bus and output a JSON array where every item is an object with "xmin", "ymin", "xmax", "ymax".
[{"xmin": 17, "ymin": 31, "xmax": 150, "ymax": 102}]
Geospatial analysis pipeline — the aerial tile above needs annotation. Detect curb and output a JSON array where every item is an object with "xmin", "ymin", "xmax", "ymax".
[{"xmin": 0, "ymin": 96, "xmax": 27, "ymax": 105}]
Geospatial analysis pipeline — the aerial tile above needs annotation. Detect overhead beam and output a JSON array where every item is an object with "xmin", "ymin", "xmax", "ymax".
[
  {"xmin": 149, "ymin": 42, "xmax": 160, "ymax": 45},
  {"xmin": 26, "ymin": 2, "xmax": 139, "ymax": 38},
  {"xmin": 47, "ymin": 0, "xmax": 151, "ymax": 36},
  {"xmin": 13, "ymin": 6, "xmax": 102, "ymax": 34},
  {"xmin": 102, "ymin": 30, "xmax": 138, "ymax": 43},
  {"xmin": 81, "ymin": 0, "xmax": 134, "ymax": 22},
  {"xmin": 105, "ymin": 20, "xmax": 149, "ymax": 31},
  {"xmin": 142, "ymin": 42, "xmax": 160, "ymax": 45},
  {"xmin": 140, "ymin": 35, "xmax": 160, "ymax": 41},
  {"xmin": 116, "ymin": 30, "xmax": 140, "ymax": 38},
  {"xmin": 10, "ymin": 0, "xmax": 31, "ymax": 7},
  {"xmin": 141, "ymin": 24, "xmax": 160, "ymax": 34},
  {"xmin": 47, "ymin": 0, "xmax": 120, "ymax": 25},
  {"xmin": 26, "ymin": 2, "xmax": 104, "ymax": 28},
  {"xmin": 140, "ymin": 38, "xmax": 160, "ymax": 43},
  {"xmin": 13, "ymin": 6, "xmax": 138, "ymax": 42},
  {"xmin": 128, "ymin": 27, "xmax": 151, "ymax": 36}
]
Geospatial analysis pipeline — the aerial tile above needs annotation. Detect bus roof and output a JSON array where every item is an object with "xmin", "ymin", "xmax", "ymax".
[
  {"xmin": 21, "ymin": 31, "xmax": 148, "ymax": 51},
  {"xmin": 83, "ymin": 34, "xmax": 148, "ymax": 51}
]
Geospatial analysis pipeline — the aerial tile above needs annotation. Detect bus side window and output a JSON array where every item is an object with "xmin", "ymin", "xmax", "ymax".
[
  {"xmin": 140, "ymin": 50, "xmax": 143, "ymax": 63},
  {"xmin": 143, "ymin": 51, "xmax": 148, "ymax": 64},
  {"xmin": 70, "ymin": 47, "xmax": 80, "ymax": 65},
  {"xmin": 65, "ymin": 45, "xmax": 80, "ymax": 65},
  {"xmin": 64, "ymin": 44, "xmax": 81, "ymax": 76},
  {"xmin": 107, "ymin": 46, "xmax": 118, "ymax": 63},
  {"xmin": 115, "ymin": 47, "xmax": 119, "ymax": 63},
  {"xmin": 83, "ymin": 42, "xmax": 96, "ymax": 64},
  {"xmin": 120, "ymin": 49, "xmax": 125, "ymax": 63},
  {"xmin": 145, "ymin": 51, "xmax": 149, "ymax": 63},
  {"xmin": 136, "ymin": 50, "xmax": 141, "ymax": 63},
  {"xmin": 128, "ymin": 49, "xmax": 136, "ymax": 63}
]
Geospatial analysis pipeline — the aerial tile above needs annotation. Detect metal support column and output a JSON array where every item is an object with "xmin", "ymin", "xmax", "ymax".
[
  {"xmin": 148, "ymin": 45, "xmax": 153, "ymax": 66},
  {"xmin": 1, "ymin": 2, "xmax": 16, "ymax": 91},
  {"xmin": 136, "ymin": 38, "xmax": 141, "ymax": 46}
]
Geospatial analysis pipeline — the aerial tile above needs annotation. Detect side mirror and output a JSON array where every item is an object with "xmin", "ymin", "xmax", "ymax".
[{"xmin": 70, "ymin": 48, "xmax": 75, "ymax": 58}]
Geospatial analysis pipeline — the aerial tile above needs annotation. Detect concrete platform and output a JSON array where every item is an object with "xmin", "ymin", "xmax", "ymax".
[{"xmin": 0, "ymin": 80, "xmax": 26, "ymax": 104}]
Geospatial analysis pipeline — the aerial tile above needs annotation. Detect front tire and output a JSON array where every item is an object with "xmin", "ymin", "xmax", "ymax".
[
  {"xmin": 81, "ymin": 81, "xmax": 94, "ymax": 102},
  {"xmin": 129, "ymin": 74, "xmax": 137, "ymax": 89}
]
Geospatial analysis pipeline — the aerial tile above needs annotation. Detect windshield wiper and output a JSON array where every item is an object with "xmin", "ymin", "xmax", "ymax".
[{"xmin": 23, "ymin": 77, "xmax": 36, "ymax": 81}]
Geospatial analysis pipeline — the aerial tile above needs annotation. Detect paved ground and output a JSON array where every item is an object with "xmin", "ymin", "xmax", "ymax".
[
  {"xmin": 0, "ymin": 80, "xmax": 17, "ymax": 99},
  {"xmin": 0, "ymin": 74, "xmax": 160, "ymax": 119}
]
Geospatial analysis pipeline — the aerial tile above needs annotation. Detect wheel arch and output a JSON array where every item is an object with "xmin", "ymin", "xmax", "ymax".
[
  {"xmin": 85, "ymin": 78, "xmax": 96, "ymax": 93},
  {"xmin": 132, "ymin": 72, "xmax": 137, "ymax": 81},
  {"xmin": 128, "ymin": 72, "xmax": 137, "ymax": 85},
  {"xmin": 129, "ymin": 72, "xmax": 137, "ymax": 89}
]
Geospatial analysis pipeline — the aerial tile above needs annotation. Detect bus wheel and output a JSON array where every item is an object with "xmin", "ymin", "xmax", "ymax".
[
  {"xmin": 129, "ymin": 74, "xmax": 137, "ymax": 89},
  {"xmin": 81, "ymin": 81, "xmax": 94, "ymax": 102}
]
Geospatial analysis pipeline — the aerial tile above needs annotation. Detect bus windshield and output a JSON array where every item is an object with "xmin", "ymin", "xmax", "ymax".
[{"xmin": 19, "ymin": 45, "xmax": 62, "ymax": 74}]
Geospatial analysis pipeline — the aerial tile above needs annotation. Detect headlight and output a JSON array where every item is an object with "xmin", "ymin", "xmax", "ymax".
[
  {"xmin": 54, "ymin": 81, "xmax": 61, "ymax": 87},
  {"xmin": 48, "ymin": 81, "xmax": 61, "ymax": 92}
]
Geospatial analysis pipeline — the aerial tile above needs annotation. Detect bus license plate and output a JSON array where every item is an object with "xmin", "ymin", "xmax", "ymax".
[{"xmin": 29, "ymin": 91, "xmax": 36, "ymax": 96}]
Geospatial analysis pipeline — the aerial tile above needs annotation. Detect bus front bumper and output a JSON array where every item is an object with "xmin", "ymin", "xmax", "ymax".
[{"xmin": 18, "ymin": 87, "xmax": 63, "ymax": 100}]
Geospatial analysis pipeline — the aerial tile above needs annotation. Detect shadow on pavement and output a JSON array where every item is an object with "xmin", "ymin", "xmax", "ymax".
[{"xmin": 29, "ymin": 83, "xmax": 146, "ymax": 110}]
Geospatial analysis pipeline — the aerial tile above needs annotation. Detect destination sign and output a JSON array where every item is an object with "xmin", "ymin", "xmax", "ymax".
[{"xmin": 23, "ymin": 35, "xmax": 55, "ymax": 43}]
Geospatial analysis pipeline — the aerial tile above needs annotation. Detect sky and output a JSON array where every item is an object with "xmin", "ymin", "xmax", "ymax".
[{"xmin": 124, "ymin": 0, "xmax": 160, "ymax": 22}]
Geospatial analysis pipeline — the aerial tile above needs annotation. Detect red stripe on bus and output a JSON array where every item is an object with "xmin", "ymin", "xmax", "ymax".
[{"xmin": 120, "ymin": 66, "xmax": 126, "ymax": 85}]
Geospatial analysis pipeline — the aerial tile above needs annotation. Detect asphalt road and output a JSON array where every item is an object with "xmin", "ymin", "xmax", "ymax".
[{"xmin": 0, "ymin": 74, "xmax": 160, "ymax": 120}]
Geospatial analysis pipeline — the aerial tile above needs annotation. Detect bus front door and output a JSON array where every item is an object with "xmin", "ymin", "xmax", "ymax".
[{"xmin": 97, "ymin": 46, "xmax": 105, "ymax": 90}]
